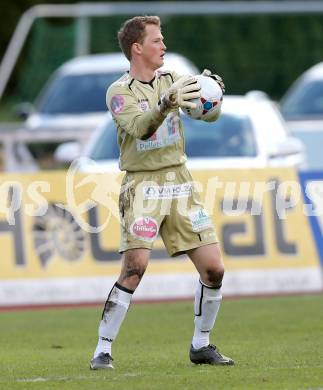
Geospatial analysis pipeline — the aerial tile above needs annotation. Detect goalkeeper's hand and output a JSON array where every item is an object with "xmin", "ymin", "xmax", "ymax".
[
  {"xmin": 202, "ymin": 69, "xmax": 225, "ymax": 93},
  {"xmin": 158, "ymin": 75, "xmax": 201, "ymax": 116}
]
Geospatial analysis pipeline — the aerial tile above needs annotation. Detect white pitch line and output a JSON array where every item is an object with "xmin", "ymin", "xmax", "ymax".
[
  {"xmin": 15, "ymin": 375, "xmax": 106, "ymax": 383},
  {"xmin": 17, "ymin": 377, "xmax": 47, "ymax": 382},
  {"xmin": 13, "ymin": 373, "xmax": 142, "ymax": 383},
  {"xmin": 9, "ymin": 370, "xmax": 323, "ymax": 385}
]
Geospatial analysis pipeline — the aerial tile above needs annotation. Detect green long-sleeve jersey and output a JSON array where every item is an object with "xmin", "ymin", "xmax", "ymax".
[{"xmin": 106, "ymin": 70, "xmax": 188, "ymax": 172}]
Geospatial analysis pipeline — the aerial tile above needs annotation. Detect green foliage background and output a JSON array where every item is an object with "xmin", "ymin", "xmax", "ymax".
[{"xmin": 1, "ymin": 2, "xmax": 323, "ymax": 103}]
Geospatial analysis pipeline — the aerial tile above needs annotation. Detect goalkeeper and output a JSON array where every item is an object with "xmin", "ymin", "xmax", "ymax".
[{"xmin": 90, "ymin": 15, "xmax": 233, "ymax": 370}]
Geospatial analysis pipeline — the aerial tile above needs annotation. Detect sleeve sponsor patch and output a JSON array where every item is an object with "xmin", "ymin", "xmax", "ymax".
[{"xmin": 110, "ymin": 95, "xmax": 125, "ymax": 115}]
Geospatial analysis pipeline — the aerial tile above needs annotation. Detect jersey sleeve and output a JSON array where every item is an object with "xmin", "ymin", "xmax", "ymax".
[
  {"xmin": 106, "ymin": 83, "xmax": 165, "ymax": 140},
  {"xmin": 171, "ymin": 70, "xmax": 188, "ymax": 82}
]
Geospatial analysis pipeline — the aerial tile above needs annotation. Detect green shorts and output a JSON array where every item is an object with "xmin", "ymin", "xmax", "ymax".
[{"xmin": 119, "ymin": 164, "xmax": 218, "ymax": 256}]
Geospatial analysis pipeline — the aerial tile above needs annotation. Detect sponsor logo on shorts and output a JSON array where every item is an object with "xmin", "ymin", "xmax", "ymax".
[
  {"xmin": 188, "ymin": 208, "xmax": 213, "ymax": 232},
  {"xmin": 110, "ymin": 95, "xmax": 124, "ymax": 114},
  {"xmin": 143, "ymin": 184, "xmax": 193, "ymax": 199},
  {"xmin": 130, "ymin": 217, "xmax": 158, "ymax": 241}
]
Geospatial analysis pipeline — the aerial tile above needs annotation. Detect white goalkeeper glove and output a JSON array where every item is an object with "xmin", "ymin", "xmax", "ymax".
[
  {"xmin": 158, "ymin": 75, "xmax": 201, "ymax": 116},
  {"xmin": 202, "ymin": 69, "xmax": 225, "ymax": 93}
]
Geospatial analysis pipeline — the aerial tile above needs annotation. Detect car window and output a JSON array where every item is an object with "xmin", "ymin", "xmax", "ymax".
[
  {"xmin": 89, "ymin": 113, "xmax": 257, "ymax": 160},
  {"xmin": 89, "ymin": 120, "xmax": 119, "ymax": 160},
  {"xmin": 183, "ymin": 114, "xmax": 257, "ymax": 157},
  {"xmin": 281, "ymin": 80, "xmax": 323, "ymax": 118},
  {"xmin": 37, "ymin": 72, "xmax": 123, "ymax": 114}
]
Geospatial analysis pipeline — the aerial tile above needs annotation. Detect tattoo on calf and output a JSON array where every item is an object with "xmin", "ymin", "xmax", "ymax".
[{"xmin": 122, "ymin": 265, "xmax": 145, "ymax": 281}]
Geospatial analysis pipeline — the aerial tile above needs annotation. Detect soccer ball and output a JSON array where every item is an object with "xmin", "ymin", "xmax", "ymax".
[{"xmin": 182, "ymin": 75, "xmax": 223, "ymax": 122}]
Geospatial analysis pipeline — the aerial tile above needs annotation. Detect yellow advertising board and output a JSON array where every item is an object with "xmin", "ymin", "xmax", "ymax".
[{"xmin": 0, "ymin": 167, "xmax": 320, "ymax": 283}]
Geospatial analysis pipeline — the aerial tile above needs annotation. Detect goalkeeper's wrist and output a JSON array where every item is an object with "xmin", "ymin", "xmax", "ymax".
[
  {"xmin": 157, "ymin": 98, "xmax": 171, "ymax": 117},
  {"xmin": 152, "ymin": 104, "xmax": 166, "ymax": 120}
]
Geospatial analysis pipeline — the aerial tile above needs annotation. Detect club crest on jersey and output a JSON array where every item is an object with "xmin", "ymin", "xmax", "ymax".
[
  {"xmin": 110, "ymin": 95, "xmax": 124, "ymax": 114},
  {"xmin": 138, "ymin": 99, "xmax": 149, "ymax": 112},
  {"xmin": 130, "ymin": 217, "xmax": 158, "ymax": 241}
]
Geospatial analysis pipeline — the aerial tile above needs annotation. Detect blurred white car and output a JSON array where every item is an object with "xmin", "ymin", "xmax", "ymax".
[
  {"xmin": 280, "ymin": 62, "xmax": 323, "ymax": 169},
  {"xmin": 19, "ymin": 52, "xmax": 199, "ymax": 132},
  {"xmin": 55, "ymin": 92, "xmax": 305, "ymax": 170}
]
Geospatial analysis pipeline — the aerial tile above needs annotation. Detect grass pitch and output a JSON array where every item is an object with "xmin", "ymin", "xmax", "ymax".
[{"xmin": 0, "ymin": 294, "xmax": 322, "ymax": 390}]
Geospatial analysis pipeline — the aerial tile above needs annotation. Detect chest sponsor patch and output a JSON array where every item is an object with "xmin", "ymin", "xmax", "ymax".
[
  {"xmin": 136, "ymin": 112, "xmax": 180, "ymax": 151},
  {"xmin": 110, "ymin": 95, "xmax": 125, "ymax": 115},
  {"xmin": 143, "ymin": 183, "xmax": 193, "ymax": 199},
  {"xmin": 188, "ymin": 208, "xmax": 213, "ymax": 232},
  {"xmin": 130, "ymin": 217, "xmax": 158, "ymax": 241}
]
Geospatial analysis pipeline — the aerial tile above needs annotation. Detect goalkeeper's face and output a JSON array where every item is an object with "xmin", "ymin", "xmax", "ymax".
[{"xmin": 140, "ymin": 24, "xmax": 166, "ymax": 70}]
